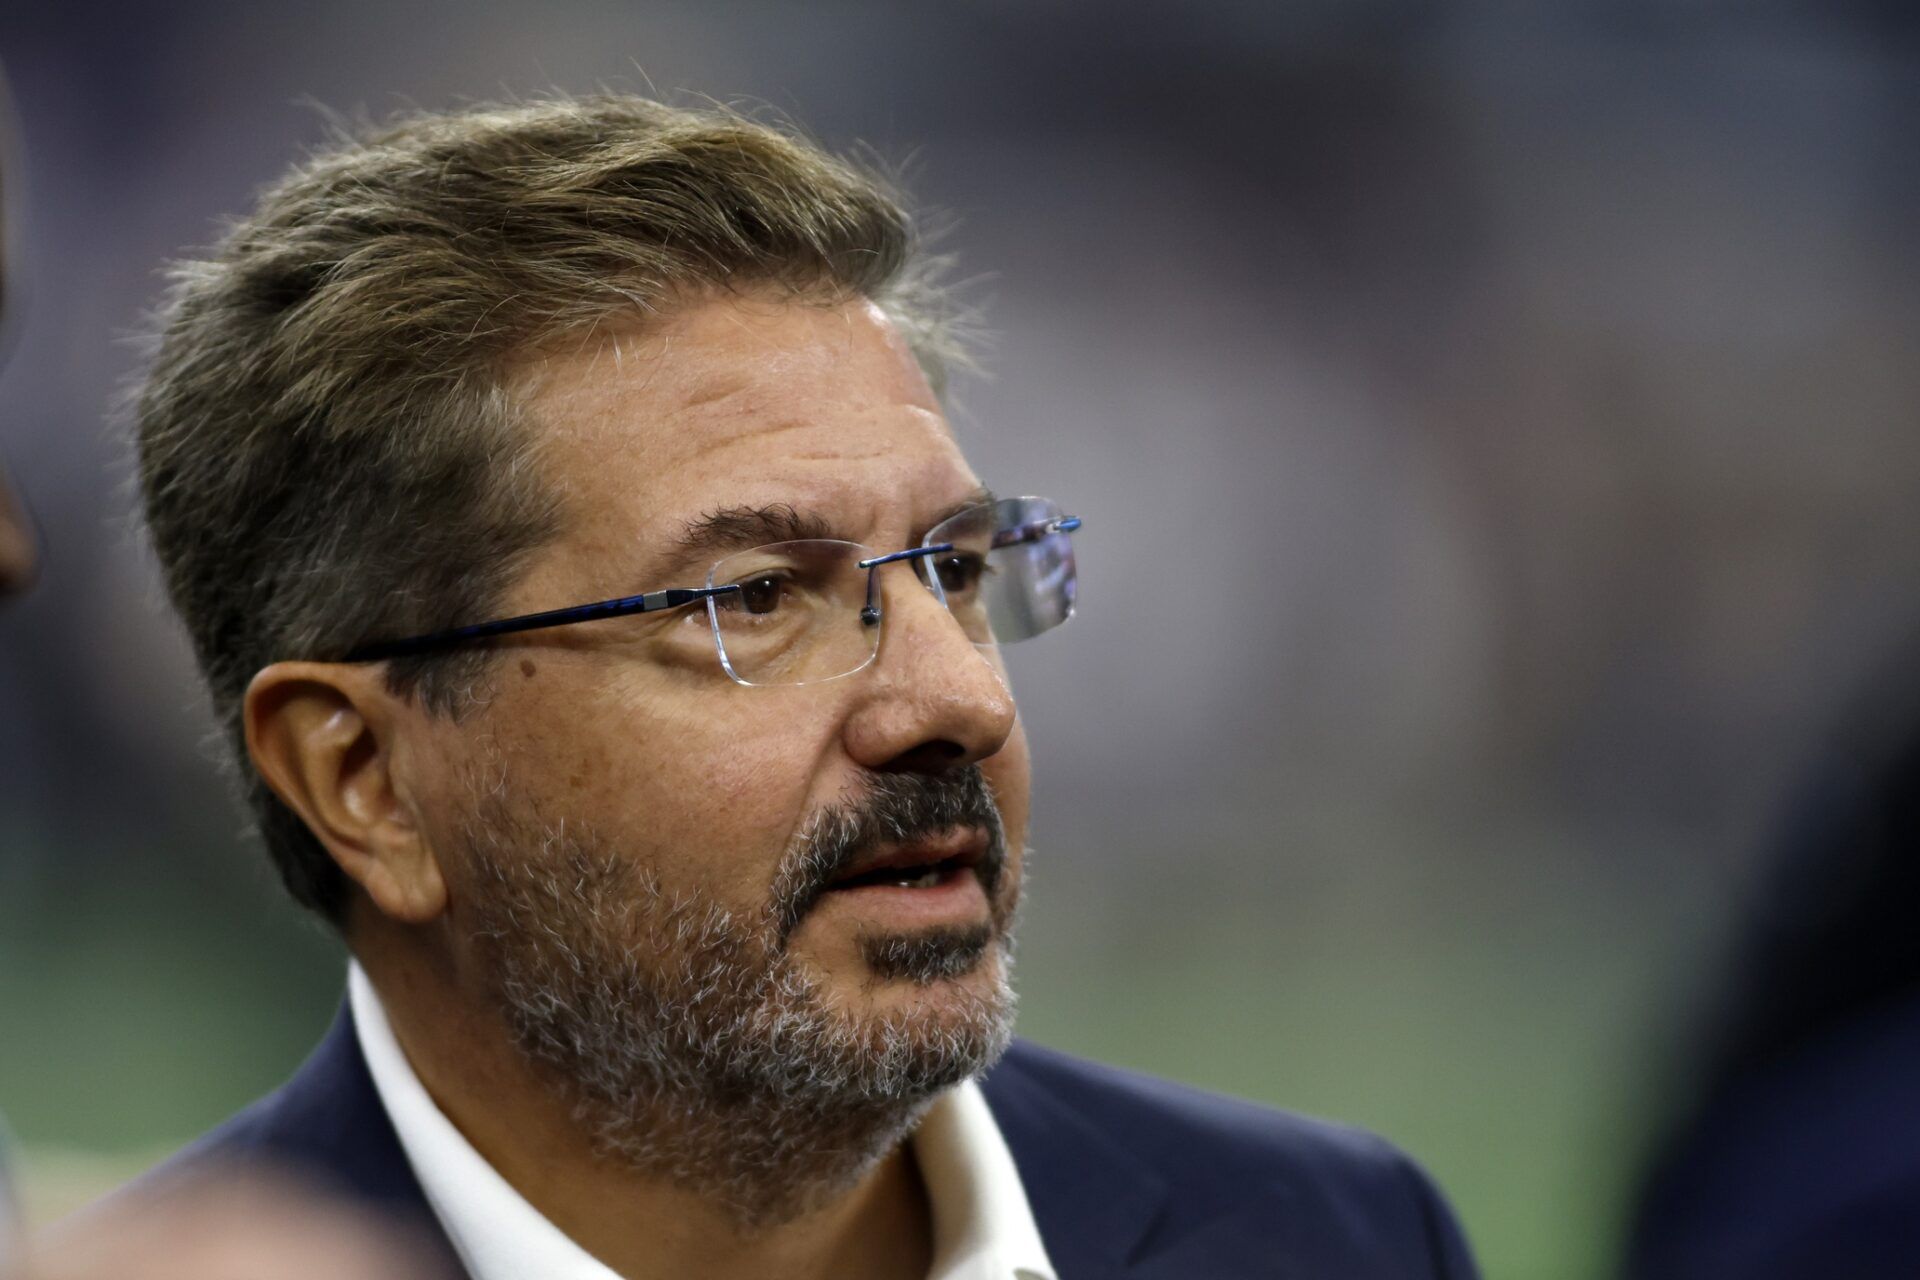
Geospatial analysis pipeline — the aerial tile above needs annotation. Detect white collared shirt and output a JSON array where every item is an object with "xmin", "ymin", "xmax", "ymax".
[{"xmin": 349, "ymin": 963, "xmax": 1055, "ymax": 1280}]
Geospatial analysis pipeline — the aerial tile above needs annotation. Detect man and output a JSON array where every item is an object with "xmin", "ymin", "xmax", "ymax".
[
  {"xmin": 123, "ymin": 95, "xmax": 1477, "ymax": 1279},
  {"xmin": 1, "ymin": 67, "xmax": 36, "ymax": 1269}
]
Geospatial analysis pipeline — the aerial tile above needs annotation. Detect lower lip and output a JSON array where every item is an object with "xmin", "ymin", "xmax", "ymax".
[{"xmin": 814, "ymin": 865, "xmax": 989, "ymax": 927}]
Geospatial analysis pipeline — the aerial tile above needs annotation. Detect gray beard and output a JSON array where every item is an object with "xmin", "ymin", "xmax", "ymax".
[{"xmin": 459, "ymin": 773, "xmax": 1020, "ymax": 1226}]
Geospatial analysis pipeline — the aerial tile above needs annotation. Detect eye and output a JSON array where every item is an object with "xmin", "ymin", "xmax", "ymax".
[
  {"xmin": 934, "ymin": 552, "xmax": 987, "ymax": 595},
  {"xmin": 737, "ymin": 574, "xmax": 786, "ymax": 615}
]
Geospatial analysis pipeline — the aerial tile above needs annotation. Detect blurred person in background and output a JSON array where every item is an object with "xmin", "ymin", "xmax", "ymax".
[
  {"xmin": 0, "ymin": 57, "xmax": 38, "ymax": 1274},
  {"xmin": 28, "ymin": 1170, "xmax": 439, "ymax": 1280},
  {"xmin": 1625, "ymin": 655, "xmax": 1920, "ymax": 1278},
  {"xmin": 0, "ymin": 481, "xmax": 27, "ymax": 1259},
  {"xmin": 0, "ymin": 71, "xmax": 37, "ymax": 602},
  {"xmin": 106, "ymin": 94, "xmax": 1480, "ymax": 1280},
  {"xmin": 0, "ymin": 474, "xmax": 33, "ymax": 596},
  {"xmin": 0, "ymin": 1120, "xmax": 17, "ymax": 1278}
]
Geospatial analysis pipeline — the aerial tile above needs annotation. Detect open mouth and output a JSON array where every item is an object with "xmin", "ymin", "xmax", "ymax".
[{"xmin": 826, "ymin": 855, "xmax": 975, "ymax": 893}]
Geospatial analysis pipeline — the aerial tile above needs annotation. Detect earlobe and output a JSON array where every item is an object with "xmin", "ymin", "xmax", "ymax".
[{"xmin": 244, "ymin": 662, "xmax": 449, "ymax": 925}]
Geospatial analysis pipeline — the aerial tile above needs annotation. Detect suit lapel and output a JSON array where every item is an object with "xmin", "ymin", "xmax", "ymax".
[
  {"xmin": 981, "ymin": 1046, "xmax": 1307, "ymax": 1279},
  {"xmin": 1117, "ymin": 1204, "xmax": 1297, "ymax": 1280},
  {"xmin": 981, "ymin": 1048, "xmax": 1171, "ymax": 1278}
]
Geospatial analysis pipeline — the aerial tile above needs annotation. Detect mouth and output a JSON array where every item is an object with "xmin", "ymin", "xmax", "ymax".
[
  {"xmin": 833, "ymin": 862, "xmax": 963, "ymax": 890},
  {"xmin": 808, "ymin": 829, "xmax": 994, "ymax": 928},
  {"xmin": 824, "ymin": 829, "xmax": 986, "ymax": 890}
]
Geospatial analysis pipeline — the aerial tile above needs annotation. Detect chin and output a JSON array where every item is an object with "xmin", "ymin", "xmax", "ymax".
[{"xmin": 810, "ymin": 928, "xmax": 1013, "ymax": 1013}]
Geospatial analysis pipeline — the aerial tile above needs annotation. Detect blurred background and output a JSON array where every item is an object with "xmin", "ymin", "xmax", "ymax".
[{"xmin": 2, "ymin": 2, "xmax": 1918, "ymax": 1276}]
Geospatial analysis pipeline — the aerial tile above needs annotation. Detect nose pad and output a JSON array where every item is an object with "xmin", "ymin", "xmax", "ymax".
[
  {"xmin": 857, "ymin": 547, "xmax": 951, "ymax": 630},
  {"xmin": 916, "ymin": 553, "xmax": 952, "ymax": 610}
]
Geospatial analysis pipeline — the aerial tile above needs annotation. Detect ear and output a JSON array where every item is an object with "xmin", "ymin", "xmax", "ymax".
[{"xmin": 244, "ymin": 661, "xmax": 448, "ymax": 925}]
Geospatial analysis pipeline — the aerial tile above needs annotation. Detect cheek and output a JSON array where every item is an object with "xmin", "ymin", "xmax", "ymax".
[
  {"xmin": 484, "ymin": 668, "xmax": 843, "ymax": 897},
  {"xmin": 983, "ymin": 719, "xmax": 1033, "ymax": 856}
]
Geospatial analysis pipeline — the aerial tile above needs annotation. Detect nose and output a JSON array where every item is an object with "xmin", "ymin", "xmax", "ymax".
[{"xmin": 840, "ymin": 561, "xmax": 1018, "ymax": 774}]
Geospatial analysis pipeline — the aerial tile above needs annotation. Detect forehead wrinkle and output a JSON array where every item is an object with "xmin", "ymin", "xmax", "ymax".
[
  {"xmin": 524, "ymin": 300, "xmax": 937, "ymax": 464},
  {"xmin": 509, "ymin": 297, "xmax": 966, "ymax": 584},
  {"xmin": 680, "ymin": 370, "xmax": 751, "ymax": 410}
]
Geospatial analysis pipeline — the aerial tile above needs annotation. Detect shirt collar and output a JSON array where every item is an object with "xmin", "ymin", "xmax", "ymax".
[
  {"xmin": 348, "ymin": 961, "xmax": 1055, "ymax": 1280},
  {"xmin": 350, "ymin": 962, "xmax": 619, "ymax": 1280},
  {"xmin": 916, "ymin": 1070, "xmax": 1057, "ymax": 1280}
]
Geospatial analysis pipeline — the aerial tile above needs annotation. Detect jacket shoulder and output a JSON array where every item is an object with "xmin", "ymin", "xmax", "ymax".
[
  {"xmin": 992, "ymin": 1038, "xmax": 1405, "ymax": 1170},
  {"xmin": 984, "ymin": 1039, "xmax": 1478, "ymax": 1278}
]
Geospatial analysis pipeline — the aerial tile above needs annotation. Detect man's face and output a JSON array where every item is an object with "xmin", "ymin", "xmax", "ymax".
[{"xmin": 400, "ymin": 291, "xmax": 1031, "ymax": 1156}]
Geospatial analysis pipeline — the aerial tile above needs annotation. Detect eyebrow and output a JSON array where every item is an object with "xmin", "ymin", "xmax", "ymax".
[
  {"xmin": 928, "ymin": 486, "xmax": 997, "ymax": 535},
  {"xmin": 661, "ymin": 486, "xmax": 998, "ymax": 581},
  {"xmin": 673, "ymin": 503, "xmax": 836, "ymax": 565}
]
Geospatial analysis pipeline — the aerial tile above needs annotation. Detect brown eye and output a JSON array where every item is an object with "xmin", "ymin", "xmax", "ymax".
[
  {"xmin": 738, "ymin": 575, "xmax": 784, "ymax": 614},
  {"xmin": 935, "ymin": 553, "xmax": 986, "ymax": 595}
]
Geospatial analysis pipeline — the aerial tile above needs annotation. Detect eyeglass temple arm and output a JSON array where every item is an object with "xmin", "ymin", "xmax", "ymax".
[
  {"xmin": 346, "ymin": 585, "xmax": 742, "ymax": 662},
  {"xmin": 991, "ymin": 515, "xmax": 1081, "ymax": 549}
]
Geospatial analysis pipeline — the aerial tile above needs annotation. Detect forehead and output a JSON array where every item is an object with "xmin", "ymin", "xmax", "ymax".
[{"xmin": 514, "ymin": 292, "xmax": 975, "ymax": 566}]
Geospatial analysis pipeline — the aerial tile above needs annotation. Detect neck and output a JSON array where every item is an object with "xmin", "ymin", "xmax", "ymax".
[{"xmin": 355, "ymin": 936, "xmax": 936, "ymax": 1280}]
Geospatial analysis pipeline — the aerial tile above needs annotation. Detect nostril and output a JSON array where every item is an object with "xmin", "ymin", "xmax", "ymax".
[{"xmin": 888, "ymin": 740, "xmax": 967, "ymax": 773}]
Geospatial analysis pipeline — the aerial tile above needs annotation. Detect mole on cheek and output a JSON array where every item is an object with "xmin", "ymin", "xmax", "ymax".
[{"xmin": 519, "ymin": 659, "xmax": 537, "ymax": 679}]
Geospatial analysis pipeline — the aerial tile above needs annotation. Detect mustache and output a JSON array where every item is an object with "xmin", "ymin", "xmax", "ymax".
[{"xmin": 771, "ymin": 767, "xmax": 1007, "ymax": 946}]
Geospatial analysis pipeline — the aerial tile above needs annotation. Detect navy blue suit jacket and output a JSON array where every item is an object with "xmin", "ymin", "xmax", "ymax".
[{"xmin": 147, "ymin": 1006, "xmax": 1477, "ymax": 1278}]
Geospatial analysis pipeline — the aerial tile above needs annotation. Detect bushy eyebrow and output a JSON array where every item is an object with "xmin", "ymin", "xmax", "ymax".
[
  {"xmin": 674, "ymin": 503, "xmax": 835, "ymax": 561},
  {"xmin": 661, "ymin": 486, "xmax": 998, "ymax": 581}
]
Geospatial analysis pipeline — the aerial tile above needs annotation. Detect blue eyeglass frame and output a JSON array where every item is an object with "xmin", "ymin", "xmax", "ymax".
[{"xmin": 343, "ymin": 508, "xmax": 1081, "ymax": 663}]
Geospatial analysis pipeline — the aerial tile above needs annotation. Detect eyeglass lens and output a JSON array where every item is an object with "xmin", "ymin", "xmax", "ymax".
[{"xmin": 703, "ymin": 496, "xmax": 1078, "ymax": 687}]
